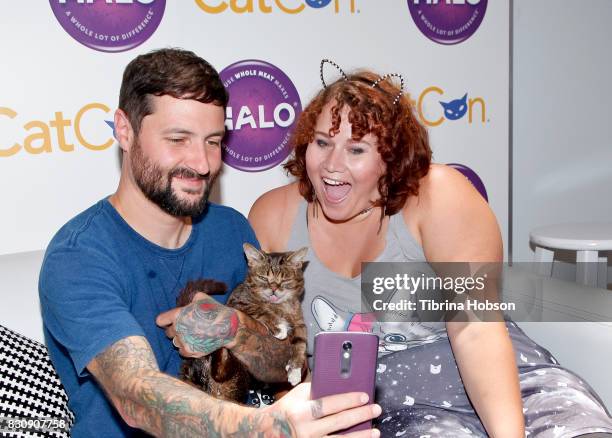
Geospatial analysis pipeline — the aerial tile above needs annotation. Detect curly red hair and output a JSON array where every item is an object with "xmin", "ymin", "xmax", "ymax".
[{"xmin": 284, "ymin": 71, "xmax": 432, "ymax": 216}]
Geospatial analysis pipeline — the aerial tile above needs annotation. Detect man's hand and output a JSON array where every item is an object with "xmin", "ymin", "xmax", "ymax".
[
  {"xmin": 156, "ymin": 291, "xmax": 294, "ymax": 382},
  {"xmin": 156, "ymin": 292, "xmax": 239, "ymax": 357},
  {"xmin": 260, "ymin": 382, "xmax": 382, "ymax": 438}
]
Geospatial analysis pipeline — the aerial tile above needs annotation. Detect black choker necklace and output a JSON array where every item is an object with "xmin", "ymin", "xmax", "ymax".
[{"xmin": 310, "ymin": 199, "xmax": 377, "ymax": 223}]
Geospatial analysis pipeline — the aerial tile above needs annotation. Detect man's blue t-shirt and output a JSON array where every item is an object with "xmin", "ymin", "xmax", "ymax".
[{"xmin": 39, "ymin": 198, "xmax": 258, "ymax": 437}]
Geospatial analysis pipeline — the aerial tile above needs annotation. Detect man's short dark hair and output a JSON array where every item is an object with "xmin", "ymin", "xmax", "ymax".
[{"xmin": 119, "ymin": 48, "xmax": 228, "ymax": 134}]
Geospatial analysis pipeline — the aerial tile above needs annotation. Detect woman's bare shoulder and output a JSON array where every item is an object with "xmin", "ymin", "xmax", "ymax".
[
  {"xmin": 404, "ymin": 163, "xmax": 502, "ymax": 262},
  {"xmin": 408, "ymin": 163, "xmax": 479, "ymax": 208},
  {"xmin": 248, "ymin": 182, "xmax": 302, "ymax": 251}
]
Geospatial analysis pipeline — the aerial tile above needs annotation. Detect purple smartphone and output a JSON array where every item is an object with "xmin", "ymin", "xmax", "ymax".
[{"xmin": 310, "ymin": 331, "xmax": 379, "ymax": 434}]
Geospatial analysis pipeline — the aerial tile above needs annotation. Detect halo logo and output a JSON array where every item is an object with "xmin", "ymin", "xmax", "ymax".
[
  {"xmin": 49, "ymin": 0, "xmax": 166, "ymax": 52},
  {"xmin": 195, "ymin": 0, "xmax": 356, "ymax": 14},
  {"xmin": 407, "ymin": 0, "xmax": 487, "ymax": 45},
  {"xmin": 220, "ymin": 60, "xmax": 301, "ymax": 172}
]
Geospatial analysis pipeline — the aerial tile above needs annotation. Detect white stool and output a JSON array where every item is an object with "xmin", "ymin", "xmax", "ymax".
[{"xmin": 530, "ymin": 223, "xmax": 612, "ymax": 289}]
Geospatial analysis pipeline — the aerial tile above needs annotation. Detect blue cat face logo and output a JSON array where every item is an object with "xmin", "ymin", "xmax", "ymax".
[
  {"xmin": 305, "ymin": 0, "xmax": 333, "ymax": 8},
  {"xmin": 440, "ymin": 93, "xmax": 468, "ymax": 120}
]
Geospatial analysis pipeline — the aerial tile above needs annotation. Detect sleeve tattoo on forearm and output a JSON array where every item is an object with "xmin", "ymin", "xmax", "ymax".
[{"xmin": 91, "ymin": 336, "xmax": 295, "ymax": 437}]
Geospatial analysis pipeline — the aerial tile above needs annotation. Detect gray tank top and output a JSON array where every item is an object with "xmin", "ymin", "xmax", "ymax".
[{"xmin": 286, "ymin": 200, "xmax": 448, "ymax": 360}]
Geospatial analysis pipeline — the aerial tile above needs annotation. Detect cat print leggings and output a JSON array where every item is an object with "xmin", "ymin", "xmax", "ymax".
[{"xmin": 373, "ymin": 321, "xmax": 612, "ymax": 437}]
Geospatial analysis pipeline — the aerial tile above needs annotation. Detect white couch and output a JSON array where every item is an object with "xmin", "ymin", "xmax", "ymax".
[{"xmin": 2, "ymin": 249, "xmax": 611, "ymax": 411}]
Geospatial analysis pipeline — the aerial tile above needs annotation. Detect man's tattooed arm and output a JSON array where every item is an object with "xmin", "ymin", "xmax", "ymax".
[
  {"xmin": 175, "ymin": 295, "xmax": 293, "ymax": 383},
  {"xmin": 175, "ymin": 295, "xmax": 240, "ymax": 356},
  {"xmin": 87, "ymin": 336, "xmax": 294, "ymax": 437}
]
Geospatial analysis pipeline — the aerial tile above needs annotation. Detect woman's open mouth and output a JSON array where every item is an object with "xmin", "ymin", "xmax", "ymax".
[{"xmin": 322, "ymin": 177, "xmax": 351, "ymax": 203}]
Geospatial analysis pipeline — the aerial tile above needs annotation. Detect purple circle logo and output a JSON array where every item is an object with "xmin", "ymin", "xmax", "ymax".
[
  {"xmin": 447, "ymin": 163, "xmax": 488, "ymax": 202},
  {"xmin": 49, "ymin": 0, "xmax": 166, "ymax": 53},
  {"xmin": 407, "ymin": 0, "xmax": 487, "ymax": 45},
  {"xmin": 220, "ymin": 60, "xmax": 301, "ymax": 172}
]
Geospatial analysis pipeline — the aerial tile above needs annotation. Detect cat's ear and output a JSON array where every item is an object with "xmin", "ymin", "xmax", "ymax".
[
  {"xmin": 243, "ymin": 243, "xmax": 266, "ymax": 266},
  {"xmin": 439, "ymin": 100, "xmax": 450, "ymax": 109},
  {"xmin": 461, "ymin": 93, "xmax": 468, "ymax": 102},
  {"xmin": 286, "ymin": 247, "xmax": 308, "ymax": 267}
]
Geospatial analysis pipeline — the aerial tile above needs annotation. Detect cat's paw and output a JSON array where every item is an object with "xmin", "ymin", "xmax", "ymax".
[
  {"xmin": 285, "ymin": 364, "xmax": 302, "ymax": 386},
  {"xmin": 274, "ymin": 320, "xmax": 289, "ymax": 340}
]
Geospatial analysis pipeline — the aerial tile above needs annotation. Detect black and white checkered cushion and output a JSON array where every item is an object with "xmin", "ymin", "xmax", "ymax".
[{"xmin": 0, "ymin": 325, "xmax": 73, "ymax": 437}]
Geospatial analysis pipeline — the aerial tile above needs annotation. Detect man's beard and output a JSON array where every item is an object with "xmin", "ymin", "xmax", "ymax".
[{"xmin": 130, "ymin": 139, "xmax": 216, "ymax": 217}]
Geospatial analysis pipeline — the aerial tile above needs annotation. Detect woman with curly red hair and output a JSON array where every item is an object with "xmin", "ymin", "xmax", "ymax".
[
  {"xmin": 285, "ymin": 70, "xmax": 431, "ymax": 219},
  {"xmin": 249, "ymin": 69, "xmax": 612, "ymax": 437}
]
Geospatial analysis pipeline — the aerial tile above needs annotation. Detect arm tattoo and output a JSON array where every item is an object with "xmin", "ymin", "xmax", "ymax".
[
  {"xmin": 238, "ymin": 411, "xmax": 294, "ymax": 438},
  {"xmin": 176, "ymin": 296, "xmax": 240, "ymax": 355},
  {"xmin": 174, "ymin": 296, "xmax": 293, "ymax": 382},
  {"xmin": 90, "ymin": 336, "xmax": 295, "ymax": 437}
]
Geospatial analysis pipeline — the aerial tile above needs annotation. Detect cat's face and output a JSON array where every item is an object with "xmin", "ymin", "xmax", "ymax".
[
  {"xmin": 439, "ymin": 93, "xmax": 468, "ymax": 120},
  {"xmin": 243, "ymin": 244, "xmax": 308, "ymax": 304}
]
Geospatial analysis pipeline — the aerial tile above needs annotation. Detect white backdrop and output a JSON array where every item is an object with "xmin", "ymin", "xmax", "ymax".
[{"xmin": 0, "ymin": 1, "xmax": 509, "ymax": 257}]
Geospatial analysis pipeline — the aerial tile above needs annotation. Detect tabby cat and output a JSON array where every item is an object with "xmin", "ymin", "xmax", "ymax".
[{"xmin": 176, "ymin": 243, "xmax": 308, "ymax": 404}]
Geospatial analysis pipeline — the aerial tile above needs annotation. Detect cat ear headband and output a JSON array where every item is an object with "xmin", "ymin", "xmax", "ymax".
[{"xmin": 319, "ymin": 59, "xmax": 405, "ymax": 105}]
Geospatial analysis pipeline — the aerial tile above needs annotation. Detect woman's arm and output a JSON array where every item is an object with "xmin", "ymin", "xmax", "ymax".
[{"xmin": 417, "ymin": 164, "xmax": 524, "ymax": 438}]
